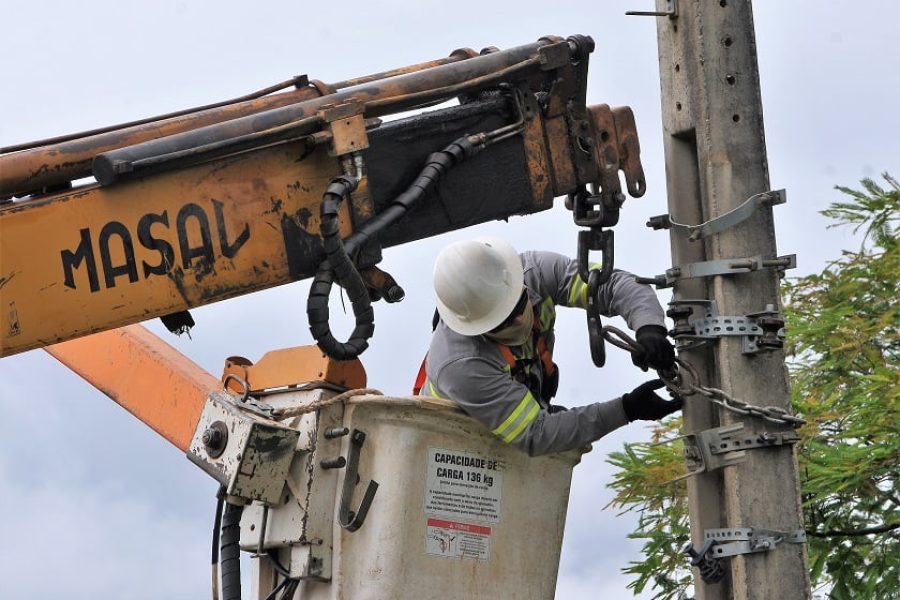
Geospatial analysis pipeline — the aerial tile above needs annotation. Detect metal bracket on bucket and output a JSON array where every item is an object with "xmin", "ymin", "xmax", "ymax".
[{"xmin": 338, "ymin": 429, "xmax": 379, "ymax": 532}]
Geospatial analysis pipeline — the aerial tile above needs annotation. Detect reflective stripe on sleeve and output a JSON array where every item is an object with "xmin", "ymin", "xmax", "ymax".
[
  {"xmin": 567, "ymin": 262, "xmax": 602, "ymax": 308},
  {"xmin": 568, "ymin": 275, "xmax": 588, "ymax": 307},
  {"xmin": 492, "ymin": 391, "xmax": 540, "ymax": 443}
]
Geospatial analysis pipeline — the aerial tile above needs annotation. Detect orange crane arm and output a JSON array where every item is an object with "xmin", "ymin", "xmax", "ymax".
[{"xmin": 45, "ymin": 324, "xmax": 218, "ymax": 452}]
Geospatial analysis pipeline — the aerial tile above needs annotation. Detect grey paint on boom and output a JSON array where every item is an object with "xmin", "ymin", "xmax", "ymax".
[{"xmin": 655, "ymin": 1, "xmax": 811, "ymax": 599}]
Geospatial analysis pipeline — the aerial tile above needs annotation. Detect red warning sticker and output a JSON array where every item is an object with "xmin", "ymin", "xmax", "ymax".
[{"xmin": 426, "ymin": 517, "xmax": 491, "ymax": 560}]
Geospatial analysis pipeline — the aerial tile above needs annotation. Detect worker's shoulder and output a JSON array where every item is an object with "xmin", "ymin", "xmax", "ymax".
[
  {"xmin": 520, "ymin": 250, "xmax": 573, "ymax": 295},
  {"xmin": 519, "ymin": 249, "xmax": 570, "ymax": 265},
  {"xmin": 428, "ymin": 323, "xmax": 505, "ymax": 373}
]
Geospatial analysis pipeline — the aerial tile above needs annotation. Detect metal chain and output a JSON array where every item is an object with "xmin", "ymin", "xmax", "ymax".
[{"xmin": 601, "ymin": 325, "xmax": 805, "ymax": 428}]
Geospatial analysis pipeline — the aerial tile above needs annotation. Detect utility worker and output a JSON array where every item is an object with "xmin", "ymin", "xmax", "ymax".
[{"xmin": 416, "ymin": 237, "xmax": 682, "ymax": 456}]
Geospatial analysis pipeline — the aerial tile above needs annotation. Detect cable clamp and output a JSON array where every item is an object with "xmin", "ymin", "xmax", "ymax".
[
  {"xmin": 635, "ymin": 254, "xmax": 796, "ymax": 288},
  {"xmin": 647, "ymin": 189, "xmax": 786, "ymax": 241}
]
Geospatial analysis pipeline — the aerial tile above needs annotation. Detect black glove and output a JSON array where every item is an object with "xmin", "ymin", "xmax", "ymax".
[
  {"xmin": 621, "ymin": 379, "xmax": 683, "ymax": 422},
  {"xmin": 633, "ymin": 325, "xmax": 676, "ymax": 371}
]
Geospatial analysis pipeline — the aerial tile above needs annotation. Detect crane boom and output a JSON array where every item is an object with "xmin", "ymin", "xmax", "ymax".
[{"xmin": 1, "ymin": 35, "xmax": 648, "ymax": 357}]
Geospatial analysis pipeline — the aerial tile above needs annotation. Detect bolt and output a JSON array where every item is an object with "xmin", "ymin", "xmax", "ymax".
[
  {"xmin": 320, "ymin": 456, "xmax": 347, "ymax": 470},
  {"xmin": 324, "ymin": 427, "xmax": 350, "ymax": 439},
  {"xmin": 646, "ymin": 214, "xmax": 672, "ymax": 230},
  {"xmin": 202, "ymin": 421, "xmax": 228, "ymax": 458},
  {"xmin": 202, "ymin": 429, "xmax": 220, "ymax": 446}
]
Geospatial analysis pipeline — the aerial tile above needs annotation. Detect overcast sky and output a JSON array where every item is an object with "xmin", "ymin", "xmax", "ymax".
[{"xmin": 1, "ymin": 1, "xmax": 898, "ymax": 599}]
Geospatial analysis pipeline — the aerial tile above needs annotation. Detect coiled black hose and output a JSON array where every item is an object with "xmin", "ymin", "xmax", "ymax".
[
  {"xmin": 220, "ymin": 502, "xmax": 244, "ymax": 600},
  {"xmin": 308, "ymin": 136, "xmax": 482, "ymax": 360},
  {"xmin": 307, "ymin": 175, "xmax": 375, "ymax": 360}
]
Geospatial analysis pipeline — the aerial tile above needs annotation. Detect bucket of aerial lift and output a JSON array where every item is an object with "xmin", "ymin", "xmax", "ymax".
[{"xmin": 238, "ymin": 388, "xmax": 584, "ymax": 600}]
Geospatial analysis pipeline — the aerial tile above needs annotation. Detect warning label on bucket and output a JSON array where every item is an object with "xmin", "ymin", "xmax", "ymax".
[
  {"xmin": 425, "ymin": 517, "xmax": 491, "ymax": 560},
  {"xmin": 424, "ymin": 448, "xmax": 504, "ymax": 523}
]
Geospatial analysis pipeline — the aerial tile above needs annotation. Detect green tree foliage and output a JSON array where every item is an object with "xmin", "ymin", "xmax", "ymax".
[{"xmin": 606, "ymin": 174, "xmax": 900, "ymax": 600}]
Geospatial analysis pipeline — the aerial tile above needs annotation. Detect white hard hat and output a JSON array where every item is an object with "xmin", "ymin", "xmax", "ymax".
[{"xmin": 433, "ymin": 237, "xmax": 524, "ymax": 336}]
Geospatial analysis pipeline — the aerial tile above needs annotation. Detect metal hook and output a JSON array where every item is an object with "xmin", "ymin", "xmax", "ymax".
[{"xmin": 338, "ymin": 429, "xmax": 379, "ymax": 532}]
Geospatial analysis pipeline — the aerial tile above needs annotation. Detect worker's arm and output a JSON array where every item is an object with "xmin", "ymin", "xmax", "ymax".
[
  {"xmin": 428, "ymin": 349, "xmax": 629, "ymax": 456},
  {"xmin": 523, "ymin": 251, "xmax": 665, "ymax": 332}
]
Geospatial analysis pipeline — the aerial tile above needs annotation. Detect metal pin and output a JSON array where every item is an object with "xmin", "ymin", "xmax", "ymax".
[{"xmin": 627, "ymin": 0, "xmax": 678, "ymax": 18}]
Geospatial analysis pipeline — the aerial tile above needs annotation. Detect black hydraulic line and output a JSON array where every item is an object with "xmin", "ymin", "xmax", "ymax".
[
  {"xmin": 307, "ymin": 175, "xmax": 375, "ymax": 360},
  {"xmin": 211, "ymin": 487, "xmax": 226, "ymax": 600},
  {"xmin": 267, "ymin": 551, "xmax": 293, "ymax": 578},
  {"xmin": 263, "ymin": 577, "xmax": 291, "ymax": 600},
  {"xmin": 308, "ymin": 135, "xmax": 485, "ymax": 360},
  {"xmin": 343, "ymin": 136, "xmax": 482, "ymax": 256},
  {"xmin": 219, "ymin": 502, "xmax": 244, "ymax": 600},
  {"xmin": 263, "ymin": 551, "xmax": 300, "ymax": 600}
]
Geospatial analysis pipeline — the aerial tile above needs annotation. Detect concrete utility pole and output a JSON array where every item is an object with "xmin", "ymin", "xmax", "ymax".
[{"xmin": 648, "ymin": 1, "xmax": 811, "ymax": 598}]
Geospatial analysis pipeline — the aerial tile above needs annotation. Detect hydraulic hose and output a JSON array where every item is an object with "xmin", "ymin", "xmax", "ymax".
[
  {"xmin": 307, "ymin": 175, "xmax": 375, "ymax": 360},
  {"xmin": 211, "ymin": 487, "xmax": 226, "ymax": 600},
  {"xmin": 219, "ymin": 502, "xmax": 244, "ymax": 600},
  {"xmin": 344, "ymin": 136, "xmax": 481, "ymax": 256},
  {"xmin": 308, "ymin": 136, "xmax": 484, "ymax": 360}
]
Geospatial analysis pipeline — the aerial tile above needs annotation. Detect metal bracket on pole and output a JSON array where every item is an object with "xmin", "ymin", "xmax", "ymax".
[
  {"xmin": 705, "ymin": 527, "xmax": 807, "ymax": 558},
  {"xmin": 647, "ymin": 189, "xmax": 786, "ymax": 241},
  {"xmin": 636, "ymin": 254, "xmax": 796, "ymax": 288},
  {"xmin": 660, "ymin": 424, "xmax": 800, "ymax": 483},
  {"xmin": 626, "ymin": 0, "xmax": 678, "ymax": 18},
  {"xmin": 666, "ymin": 299, "xmax": 785, "ymax": 354},
  {"xmin": 685, "ymin": 527, "xmax": 807, "ymax": 585}
]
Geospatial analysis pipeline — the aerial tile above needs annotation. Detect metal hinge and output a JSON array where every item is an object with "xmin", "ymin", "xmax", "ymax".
[
  {"xmin": 659, "ymin": 423, "xmax": 800, "ymax": 483},
  {"xmin": 666, "ymin": 299, "xmax": 785, "ymax": 354}
]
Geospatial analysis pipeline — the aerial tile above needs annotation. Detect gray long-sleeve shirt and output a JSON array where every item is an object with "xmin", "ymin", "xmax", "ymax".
[{"xmin": 422, "ymin": 251, "xmax": 665, "ymax": 456}]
